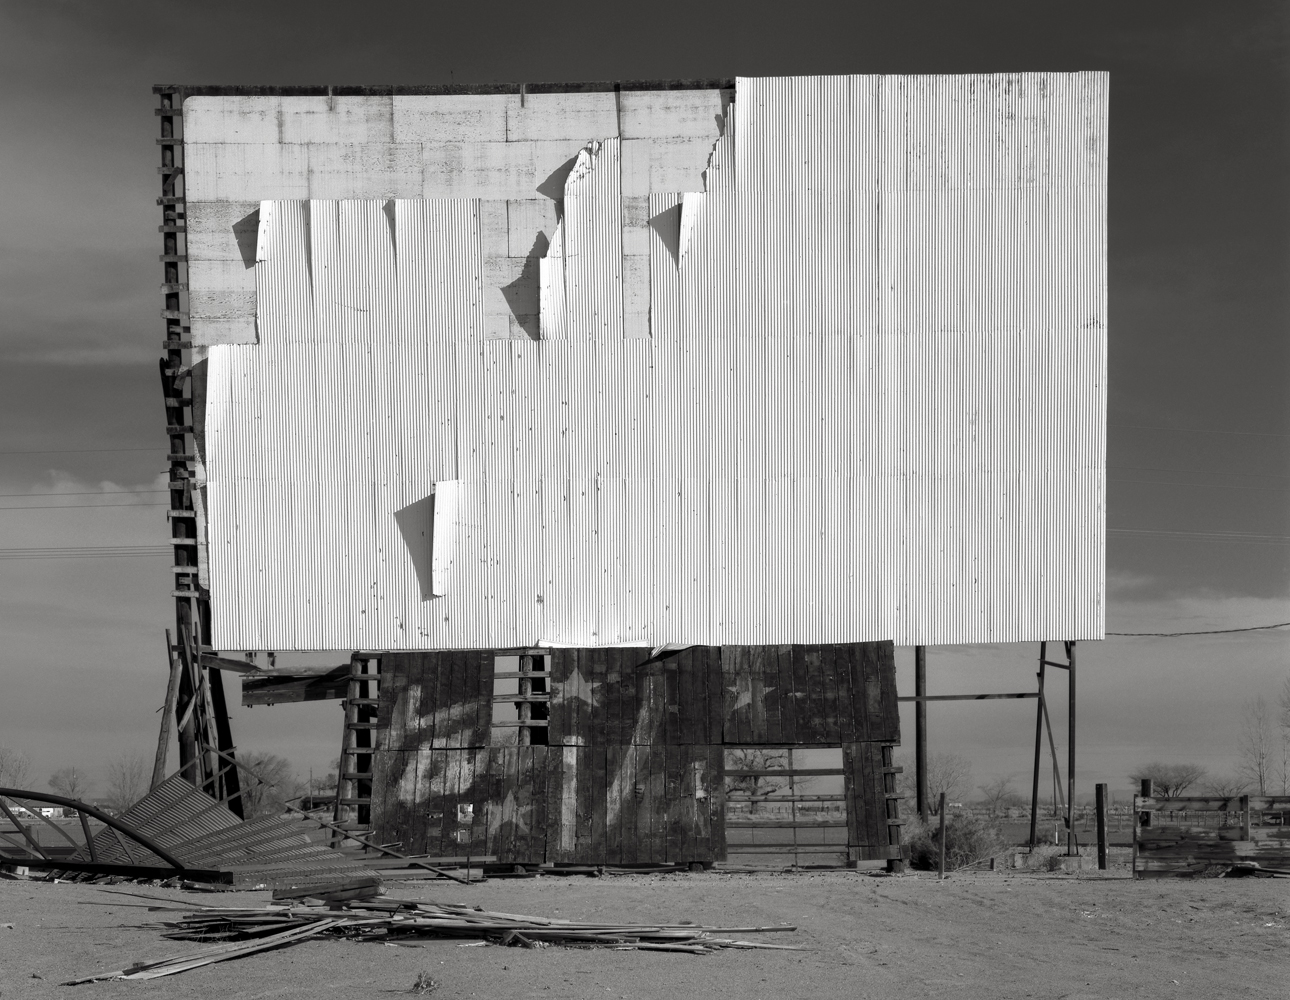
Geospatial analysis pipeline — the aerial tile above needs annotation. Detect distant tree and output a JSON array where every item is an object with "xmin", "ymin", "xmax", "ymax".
[
  {"xmin": 1278, "ymin": 677, "xmax": 1290, "ymax": 796},
  {"xmin": 926, "ymin": 753, "xmax": 973, "ymax": 810},
  {"xmin": 1127, "ymin": 762, "xmax": 1206, "ymax": 798},
  {"xmin": 1238, "ymin": 697, "xmax": 1274, "ymax": 795},
  {"xmin": 0, "ymin": 747, "xmax": 33, "ymax": 788},
  {"xmin": 1201, "ymin": 774, "xmax": 1249, "ymax": 798},
  {"xmin": 237, "ymin": 753, "xmax": 301, "ymax": 819},
  {"xmin": 724, "ymin": 748, "xmax": 792, "ymax": 814},
  {"xmin": 49, "ymin": 766, "xmax": 90, "ymax": 800},
  {"xmin": 893, "ymin": 752, "xmax": 973, "ymax": 812},
  {"xmin": 104, "ymin": 752, "xmax": 149, "ymax": 814},
  {"xmin": 978, "ymin": 775, "xmax": 1022, "ymax": 815}
]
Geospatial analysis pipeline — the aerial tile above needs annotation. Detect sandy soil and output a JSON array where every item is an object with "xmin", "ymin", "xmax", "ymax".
[{"xmin": 0, "ymin": 866, "xmax": 1285, "ymax": 1000}]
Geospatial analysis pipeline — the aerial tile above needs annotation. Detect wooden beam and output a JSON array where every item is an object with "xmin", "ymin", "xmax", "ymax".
[
  {"xmin": 240, "ymin": 665, "xmax": 352, "ymax": 705},
  {"xmin": 897, "ymin": 693, "xmax": 1038, "ymax": 702}
]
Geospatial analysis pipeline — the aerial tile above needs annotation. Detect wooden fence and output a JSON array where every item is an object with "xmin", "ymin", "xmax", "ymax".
[{"xmin": 1134, "ymin": 794, "xmax": 1290, "ymax": 877}]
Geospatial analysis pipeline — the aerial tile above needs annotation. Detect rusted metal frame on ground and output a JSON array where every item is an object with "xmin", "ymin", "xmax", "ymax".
[
  {"xmin": 914, "ymin": 646, "xmax": 927, "ymax": 824},
  {"xmin": 2, "ymin": 794, "xmax": 87, "ymax": 855},
  {"xmin": 0, "ymin": 798, "xmax": 50, "ymax": 858},
  {"xmin": 0, "ymin": 788, "xmax": 189, "ymax": 870}
]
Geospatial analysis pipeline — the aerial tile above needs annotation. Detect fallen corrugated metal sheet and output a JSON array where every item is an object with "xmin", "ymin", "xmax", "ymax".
[
  {"xmin": 74, "ymin": 774, "xmax": 380, "ymax": 888},
  {"xmin": 195, "ymin": 73, "xmax": 1107, "ymax": 649}
]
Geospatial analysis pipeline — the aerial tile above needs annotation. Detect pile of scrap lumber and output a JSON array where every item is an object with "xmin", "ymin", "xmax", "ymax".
[{"xmin": 65, "ymin": 896, "xmax": 802, "ymax": 982}]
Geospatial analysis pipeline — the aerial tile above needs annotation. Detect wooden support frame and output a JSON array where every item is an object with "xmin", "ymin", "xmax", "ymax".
[{"xmin": 153, "ymin": 86, "xmax": 241, "ymax": 816}]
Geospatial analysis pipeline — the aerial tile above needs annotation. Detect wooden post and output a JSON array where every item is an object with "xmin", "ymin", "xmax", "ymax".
[
  {"xmin": 518, "ymin": 654, "xmax": 533, "ymax": 746},
  {"xmin": 1239, "ymin": 794, "xmax": 1251, "ymax": 841},
  {"xmin": 1028, "ymin": 644, "xmax": 1047, "ymax": 851},
  {"xmin": 937, "ymin": 792, "xmax": 947, "ymax": 879},
  {"xmin": 915, "ymin": 646, "xmax": 928, "ymax": 824},
  {"xmin": 152, "ymin": 629, "xmax": 184, "ymax": 789},
  {"xmin": 1139, "ymin": 779, "xmax": 1152, "ymax": 826},
  {"xmin": 1066, "ymin": 641, "xmax": 1076, "ymax": 856},
  {"xmin": 1095, "ymin": 782, "xmax": 1108, "ymax": 870}
]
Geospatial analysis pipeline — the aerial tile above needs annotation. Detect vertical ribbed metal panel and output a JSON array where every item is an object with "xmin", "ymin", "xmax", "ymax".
[
  {"xmin": 562, "ymin": 139, "xmax": 624, "ymax": 341},
  {"xmin": 203, "ymin": 73, "xmax": 1106, "ymax": 650}
]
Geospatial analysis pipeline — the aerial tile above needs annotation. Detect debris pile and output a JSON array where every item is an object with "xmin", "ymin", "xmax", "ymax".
[{"xmin": 64, "ymin": 896, "xmax": 803, "ymax": 982}]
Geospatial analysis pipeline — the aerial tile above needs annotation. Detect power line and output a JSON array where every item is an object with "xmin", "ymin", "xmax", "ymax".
[
  {"xmin": 1107, "ymin": 528, "xmax": 1290, "ymax": 543},
  {"xmin": 0, "ymin": 502, "xmax": 170, "ymax": 510},
  {"xmin": 1108, "ymin": 464, "xmax": 1290, "ymax": 481},
  {"xmin": 1117, "ymin": 424, "xmax": 1289, "ymax": 439},
  {"xmin": 1109, "ymin": 478, "xmax": 1289, "ymax": 492},
  {"xmin": 0, "ymin": 447, "xmax": 159, "ymax": 455},
  {"xmin": 0, "ymin": 490, "xmax": 168, "ymax": 498},
  {"xmin": 1108, "ymin": 622, "xmax": 1290, "ymax": 637},
  {"xmin": 0, "ymin": 546, "xmax": 172, "ymax": 560}
]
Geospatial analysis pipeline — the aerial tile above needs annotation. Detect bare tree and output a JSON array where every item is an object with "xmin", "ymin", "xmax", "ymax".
[
  {"xmin": 926, "ymin": 752, "xmax": 973, "ymax": 808},
  {"xmin": 1278, "ymin": 676, "xmax": 1290, "ymax": 796},
  {"xmin": 1128, "ymin": 762, "xmax": 1207, "ymax": 798},
  {"xmin": 237, "ymin": 753, "xmax": 301, "ymax": 819},
  {"xmin": 105, "ymin": 752, "xmax": 149, "ymax": 814},
  {"xmin": 1201, "ymin": 774, "xmax": 1249, "ymax": 798},
  {"xmin": 1238, "ymin": 697, "xmax": 1273, "ymax": 795},
  {"xmin": 893, "ymin": 751, "xmax": 973, "ymax": 812},
  {"xmin": 0, "ymin": 747, "xmax": 33, "ymax": 788},
  {"xmin": 724, "ymin": 748, "xmax": 791, "ymax": 814},
  {"xmin": 978, "ymin": 775, "xmax": 1021, "ymax": 815},
  {"xmin": 49, "ymin": 766, "xmax": 90, "ymax": 800}
]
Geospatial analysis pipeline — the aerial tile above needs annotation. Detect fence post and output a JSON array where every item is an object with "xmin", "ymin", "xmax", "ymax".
[
  {"xmin": 937, "ymin": 792, "xmax": 947, "ymax": 879},
  {"xmin": 1095, "ymin": 783, "xmax": 1108, "ymax": 870},
  {"xmin": 1239, "ymin": 794, "xmax": 1251, "ymax": 841}
]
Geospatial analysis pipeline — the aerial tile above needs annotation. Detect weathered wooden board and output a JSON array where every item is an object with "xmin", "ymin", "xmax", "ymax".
[{"xmin": 719, "ymin": 643, "xmax": 898, "ymax": 744}]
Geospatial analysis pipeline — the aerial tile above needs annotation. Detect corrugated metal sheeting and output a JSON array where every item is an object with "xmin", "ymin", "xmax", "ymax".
[{"xmin": 195, "ymin": 73, "xmax": 1107, "ymax": 650}]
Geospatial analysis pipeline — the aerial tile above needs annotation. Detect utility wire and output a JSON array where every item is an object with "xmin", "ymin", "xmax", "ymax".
[
  {"xmin": 1117, "ymin": 424, "xmax": 1289, "ymax": 438},
  {"xmin": 0, "ymin": 447, "xmax": 159, "ymax": 455},
  {"xmin": 0, "ymin": 502, "xmax": 170, "ymax": 510},
  {"xmin": 0, "ymin": 546, "xmax": 172, "ymax": 560},
  {"xmin": 0, "ymin": 489, "xmax": 168, "ymax": 498},
  {"xmin": 1109, "ymin": 478, "xmax": 1289, "ymax": 492},
  {"xmin": 1108, "ymin": 622, "xmax": 1290, "ymax": 637}
]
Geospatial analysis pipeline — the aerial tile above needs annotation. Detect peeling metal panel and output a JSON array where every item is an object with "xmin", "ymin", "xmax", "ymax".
[{"xmin": 197, "ymin": 73, "xmax": 1107, "ymax": 650}]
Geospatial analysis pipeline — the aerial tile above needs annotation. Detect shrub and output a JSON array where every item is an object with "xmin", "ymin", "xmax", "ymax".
[{"xmin": 903, "ymin": 812, "xmax": 1008, "ymax": 871}]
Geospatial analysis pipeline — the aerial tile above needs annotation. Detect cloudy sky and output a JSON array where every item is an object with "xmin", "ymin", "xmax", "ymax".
[{"xmin": 0, "ymin": 1, "xmax": 1285, "ymax": 802}]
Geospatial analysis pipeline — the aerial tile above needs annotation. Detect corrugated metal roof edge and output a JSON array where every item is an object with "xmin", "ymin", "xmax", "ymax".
[{"xmin": 153, "ymin": 80, "xmax": 737, "ymax": 99}]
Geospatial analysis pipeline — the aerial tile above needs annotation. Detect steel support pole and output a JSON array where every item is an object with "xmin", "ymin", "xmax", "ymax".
[
  {"xmin": 1028, "ymin": 643, "xmax": 1047, "ymax": 851},
  {"xmin": 915, "ymin": 645, "xmax": 928, "ymax": 824},
  {"xmin": 1067, "ymin": 641, "xmax": 1076, "ymax": 856}
]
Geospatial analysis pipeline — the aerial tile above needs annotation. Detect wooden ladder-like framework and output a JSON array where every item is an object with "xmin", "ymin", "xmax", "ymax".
[{"xmin": 332, "ymin": 656, "xmax": 381, "ymax": 845}]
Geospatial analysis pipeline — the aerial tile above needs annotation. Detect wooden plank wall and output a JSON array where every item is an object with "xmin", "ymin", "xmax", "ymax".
[
  {"xmin": 370, "ymin": 745, "xmax": 723, "ymax": 864},
  {"xmin": 371, "ymin": 643, "xmax": 897, "ymax": 865}
]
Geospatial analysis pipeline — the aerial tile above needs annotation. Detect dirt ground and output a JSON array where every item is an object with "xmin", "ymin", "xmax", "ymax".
[{"xmin": 0, "ymin": 866, "xmax": 1285, "ymax": 1000}]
